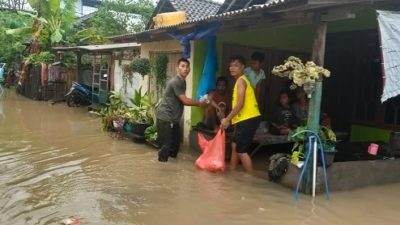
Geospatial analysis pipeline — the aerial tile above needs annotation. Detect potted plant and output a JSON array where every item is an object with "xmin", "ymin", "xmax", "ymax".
[
  {"xmin": 151, "ymin": 54, "xmax": 168, "ymax": 95},
  {"xmin": 290, "ymin": 126, "xmax": 337, "ymax": 167},
  {"xmin": 144, "ymin": 125, "xmax": 159, "ymax": 148},
  {"xmin": 272, "ymin": 56, "xmax": 331, "ymax": 97},
  {"xmin": 94, "ymin": 90, "xmax": 127, "ymax": 131},
  {"xmin": 129, "ymin": 87, "xmax": 158, "ymax": 137},
  {"xmin": 130, "ymin": 57, "xmax": 150, "ymax": 79},
  {"xmin": 121, "ymin": 63, "xmax": 134, "ymax": 94}
]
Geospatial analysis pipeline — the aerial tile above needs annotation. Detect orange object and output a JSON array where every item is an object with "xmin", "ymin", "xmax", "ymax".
[
  {"xmin": 196, "ymin": 129, "xmax": 225, "ymax": 172},
  {"xmin": 153, "ymin": 11, "xmax": 187, "ymax": 28}
]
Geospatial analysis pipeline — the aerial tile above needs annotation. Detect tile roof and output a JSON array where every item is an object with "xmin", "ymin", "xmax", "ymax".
[
  {"xmin": 145, "ymin": 0, "xmax": 222, "ymax": 30},
  {"xmin": 153, "ymin": 0, "xmax": 290, "ymax": 29},
  {"xmin": 113, "ymin": 0, "xmax": 290, "ymax": 40},
  {"xmin": 169, "ymin": 0, "xmax": 222, "ymax": 20}
]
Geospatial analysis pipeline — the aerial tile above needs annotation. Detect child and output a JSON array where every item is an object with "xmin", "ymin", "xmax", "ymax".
[{"xmin": 271, "ymin": 91, "xmax": 298, "ymax": 135}]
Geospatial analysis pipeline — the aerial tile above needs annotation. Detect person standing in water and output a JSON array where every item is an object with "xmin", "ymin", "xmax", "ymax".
[
  {"xmin": 156, "ymin": 58, "xmax": 208, "ymax": 162},
  {"xmin": 220, "ymin": 56, "xmax": 261, "ymax": 174}
]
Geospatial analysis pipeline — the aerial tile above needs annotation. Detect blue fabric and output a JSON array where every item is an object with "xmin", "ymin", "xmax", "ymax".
[
  {"xmin": 196, "ymin": 36, "xmax": 218, "ymax": 100},
  {"xmin": 168, "ymin": 22, "xmax": 221, "ymax": 59}
]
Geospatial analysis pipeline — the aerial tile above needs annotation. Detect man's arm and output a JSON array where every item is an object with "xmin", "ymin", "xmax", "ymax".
[{"xmin": 178, "ymin": 95, "xmax": 208, "ymax": 107}]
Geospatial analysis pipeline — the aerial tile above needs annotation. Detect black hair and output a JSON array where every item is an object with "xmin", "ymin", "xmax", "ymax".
[
  {"xmin": 229, "ymin": 55, "xmax": 246, "ymax": 66},
  {"xmin": 251, "ymin": 51, "xmax": 265, "ymax": 63},
  {"xmin": 216, "ymin": 76, "xmax": 228, "ymax": 84},
  {"xmin": 177, "ymin": 58, "xmax": 190, "ymax": 66}
]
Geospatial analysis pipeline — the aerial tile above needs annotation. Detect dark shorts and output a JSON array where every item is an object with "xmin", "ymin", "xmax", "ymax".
[{"xmin": 233, "ymin": 116, "xmax": 261, "ymax": 153}]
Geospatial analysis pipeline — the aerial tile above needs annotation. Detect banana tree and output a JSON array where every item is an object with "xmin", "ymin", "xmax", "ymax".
[{"xmin": 6, "ymin": 0, "xmax": 76, "ymax": 89}]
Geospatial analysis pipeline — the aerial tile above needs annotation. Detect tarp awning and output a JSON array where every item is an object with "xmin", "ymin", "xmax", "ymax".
[{"xmin": 378, "ymin": 10, "xmax": 400, "ymax": 102}]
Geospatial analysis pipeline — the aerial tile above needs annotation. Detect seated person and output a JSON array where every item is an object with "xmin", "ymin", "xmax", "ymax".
[
  {"xmin": 292, "ymin": 88, "xmax": 332, "ymax": 129},
  {"xmin": 292, "ymin": 88, "xmax": 309, "ymax": 126},
  {"xmin": 202, "ymin": 76, "xmax": 230, "ymax": 131},
  {"xmin": 270, "ymin": 91, "xmax": 298, "ymax": 135}
]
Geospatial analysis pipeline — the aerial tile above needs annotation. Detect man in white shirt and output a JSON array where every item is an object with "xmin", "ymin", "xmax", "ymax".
[{"xmin": 244, "ymin": 52, "xmax": 265, "ymax": 105}]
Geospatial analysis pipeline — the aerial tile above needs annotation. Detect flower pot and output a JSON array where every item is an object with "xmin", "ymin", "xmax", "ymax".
[
  {"xmin": 318, "ymin": 151, "xmax": 335, "ymax": 168},
  {"xmin": 112, "ymin": 118, "xmax": 125, "ymax": 130},
  {"xmin": 123, "ymin": 122, "xmax": 134, "ymax": 133},
  {"xmin": 131, "ymin": 123, "xmax": 151, "ymax": 137}
]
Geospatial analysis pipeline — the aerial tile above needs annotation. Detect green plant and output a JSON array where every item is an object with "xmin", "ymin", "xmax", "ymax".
[
  {"xmin": 151, "ymin": 54, "xmax": 168, "ymax": 91},
  {"xmin": 289, "ymin": 126, "xmax": 336, "ymax": 165},
  {"xmin": 272, "ymin": 56, "xmax": 331, "ymax": 89},
  {"xmin": 26, "ymin": 51, "xmax": 55, "ymax": 65},
  {"xmin": 144, "ymin": 125, "xmax": 158, "ymax": 143},
  {"xmin": 130, "ymin": 57, "xmax": 150, "ymax": 78},
  {"xmin": 129, "ymin": 87, "xmax": 159, "ymax": 124},
  {"xmin": 94, "ymin": 90, "xmax": 128, "ymax": 131},
  {"xmin": 121, "ymin": 63, "xmax": 133, "ymax": 93}
]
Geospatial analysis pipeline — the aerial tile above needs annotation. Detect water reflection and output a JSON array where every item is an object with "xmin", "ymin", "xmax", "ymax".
[{"xmin": 0, "ymin": 90, "xmax": 400, "ymax": 225}]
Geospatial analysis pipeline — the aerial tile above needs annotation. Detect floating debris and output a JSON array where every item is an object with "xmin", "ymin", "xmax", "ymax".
[{"xmin": 61, "ymin": 217, "xmax": 80, "ymax": 225}]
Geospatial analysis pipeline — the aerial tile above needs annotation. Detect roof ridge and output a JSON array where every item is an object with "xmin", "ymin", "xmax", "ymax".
[{"xmin": 170, "ymin": 0, "xmax": 222, "ymax": 7}]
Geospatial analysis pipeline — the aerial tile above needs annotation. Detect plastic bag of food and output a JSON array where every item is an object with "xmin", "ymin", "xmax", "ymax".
[{"xmin": 195, "ymin": 129, "xmax": 225, "ymax": 172}]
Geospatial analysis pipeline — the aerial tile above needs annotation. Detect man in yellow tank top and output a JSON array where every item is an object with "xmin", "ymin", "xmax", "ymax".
[{"xmin": 221, "ymin": 56, "xmax": 261, "ymax": 174}]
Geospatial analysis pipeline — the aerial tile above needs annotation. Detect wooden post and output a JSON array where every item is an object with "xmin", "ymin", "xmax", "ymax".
[
  {"xmin": 307, "ymin": 20, "xmax": 327, "ymax": 131},
  {"xmin": 305, "ymin": 17, "xmax": 327, "ymax": 194}
]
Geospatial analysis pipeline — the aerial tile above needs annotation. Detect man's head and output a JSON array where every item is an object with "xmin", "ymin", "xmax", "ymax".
[
  {"xmin": 216, "ymin": 76, "xmax": 228, "ymax": 95},
  {"xmin": 250, "ymin": 51, "xmax": 264, "ymax": 72},
  {"xmin": 229, "ymin": 56, "xmax": 246, "ymax": 78},
  {"xmin": 176, "ymin": 58, "xmax": 190, "ymax": 79}
]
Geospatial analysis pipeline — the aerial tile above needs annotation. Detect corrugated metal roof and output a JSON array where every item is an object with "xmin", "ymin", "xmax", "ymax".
[
  {"xmin": 53, "ymin": 42, "xmax": 141, "ymax": 52},
  {"xmin": 112, "ymin": 0, "xmax": 291, "ymax": 40},
  {"xmin": 217, "ymin": 0, "xmax": 268, "ymax": 14}
]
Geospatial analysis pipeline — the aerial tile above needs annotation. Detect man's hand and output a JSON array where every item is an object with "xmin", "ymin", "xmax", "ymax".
[
  {"xmin": 198, "ymin": 100, "xmax": 209, "ymax": 107},
  {"xmin": 220, "ymin": 118, "xmax": 230, "ymax": 130}
]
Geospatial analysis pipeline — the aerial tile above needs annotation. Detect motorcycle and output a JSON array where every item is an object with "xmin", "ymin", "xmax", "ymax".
[{"xmin": 65, "ymin": 81, "xmax": 92, "ymax": 107}]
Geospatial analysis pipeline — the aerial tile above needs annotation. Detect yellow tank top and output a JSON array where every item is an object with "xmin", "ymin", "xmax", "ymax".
[{"xmin": 231, "ymin": 75, "xmax": 261, "ymax": 124}]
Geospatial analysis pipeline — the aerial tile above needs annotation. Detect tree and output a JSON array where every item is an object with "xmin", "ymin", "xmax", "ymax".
[
  {"xmin": 0, "ymin": 11, "xmax": 31, "ymax": 67},
  {"xmin": 6, "ymin": 0, "xmax": 77, "ymax": 89},
  {"xmin": 0, "ymin": 0, "xmax": 29, "ymax": 11},
  {"xmin": 90, "ymin": 0, "xmax": 154, "ymax": 36}
]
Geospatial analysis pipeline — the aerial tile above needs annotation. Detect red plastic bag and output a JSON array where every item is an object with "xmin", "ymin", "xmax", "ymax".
[{"xmin": 195, "ymin": 129, "xmax": 225, "ymax": 172}]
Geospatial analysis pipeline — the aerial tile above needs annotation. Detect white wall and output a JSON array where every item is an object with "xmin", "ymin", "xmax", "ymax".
[{"xmin": 113, "ymin": 60, "xmax": 144, "ymax": 105}]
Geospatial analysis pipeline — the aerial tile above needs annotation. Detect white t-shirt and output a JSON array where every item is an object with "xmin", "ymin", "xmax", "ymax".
[{"xmin": 244, "ymin": 67, "xmax": 266, "ymax": 89}]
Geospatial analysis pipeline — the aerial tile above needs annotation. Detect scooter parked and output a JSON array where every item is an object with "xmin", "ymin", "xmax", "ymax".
[{"xmin": 65, "ymin": 81, "xmax": 92, "ymax": 107}]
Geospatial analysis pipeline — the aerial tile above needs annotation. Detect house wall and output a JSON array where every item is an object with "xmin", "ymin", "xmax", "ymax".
[
  {"xmin": 113, "ymin": 59, "xmax": 143, "ymax": 104},
  {"xmin": 140, "ymin": 40, "xmax": 184, "ymax": 93}
]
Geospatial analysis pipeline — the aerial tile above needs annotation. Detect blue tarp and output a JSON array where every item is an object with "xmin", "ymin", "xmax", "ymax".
[
  {"xmin": 377, "ymin": 10, "xmax": 400, "ymax": 102},
  {"xmin": 196, "ymin": 36, "xmax": 218, "ymax": 100},
  {"xmin": 168, "ymin": 22, "xmax": 221, "ymax": 59}
]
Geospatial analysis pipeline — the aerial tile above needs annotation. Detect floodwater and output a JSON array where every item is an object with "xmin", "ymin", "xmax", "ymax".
[{"xmin": 1, "ymin": 90, "xmax": 400, "ymax": 225}]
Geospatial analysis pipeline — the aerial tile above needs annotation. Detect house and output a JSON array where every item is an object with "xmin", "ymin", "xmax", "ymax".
[
  {"xmin": 53, "ymin": 43, "xmax": 141, "ymax": 106},
  {"xmin": 110, "ymin": 0, "xmax": 400, "ymax": 191},
  {"xmin": 112, "ymin": 0, "xmax": 222, "ymax": 142}
]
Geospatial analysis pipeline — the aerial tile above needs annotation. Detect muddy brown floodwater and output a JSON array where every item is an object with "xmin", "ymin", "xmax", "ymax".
[{"xmin": 1, "ymin": 90, "xmax": 400, "ymax": 225}]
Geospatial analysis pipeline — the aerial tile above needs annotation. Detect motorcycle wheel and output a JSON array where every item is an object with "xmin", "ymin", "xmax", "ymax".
[{"xmin": 66, "ymin": 95, "xmax": 78, "ymax": 107}]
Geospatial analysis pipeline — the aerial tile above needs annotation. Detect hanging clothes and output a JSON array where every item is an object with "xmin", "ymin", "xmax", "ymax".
[{"xmin": 377, "ymin": 10, "xmax": 400, "ymax": 102}]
